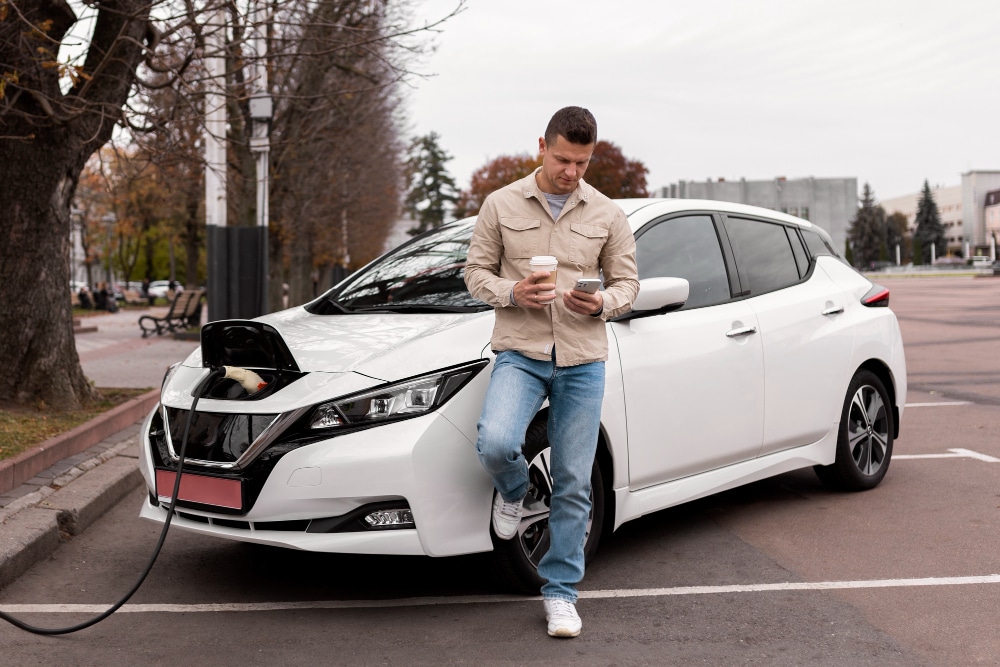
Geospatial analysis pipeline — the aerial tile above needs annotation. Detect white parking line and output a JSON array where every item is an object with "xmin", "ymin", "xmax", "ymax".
[
  {"xmin": 4, "ymin": 574, "xmax": 999, "ymax": 614},
  {"xmin": 894, "ymin": 448, "xmax": 1000, "ymax": 463},
  {"xmin": 905, "ymin": 402, "xmax": 972, "ymax": 407}
]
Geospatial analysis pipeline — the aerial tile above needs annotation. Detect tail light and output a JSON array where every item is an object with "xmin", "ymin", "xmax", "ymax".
[{"xmin": 861, "ymin": 283, "xmax": 890, "ymax": 307}]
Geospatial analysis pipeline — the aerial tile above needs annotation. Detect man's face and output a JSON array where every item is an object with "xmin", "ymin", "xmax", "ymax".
[{"xmin": 536, "ymin": 134, "xmax": 594, "ymax": 195}]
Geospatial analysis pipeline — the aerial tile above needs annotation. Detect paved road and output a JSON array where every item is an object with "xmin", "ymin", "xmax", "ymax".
[
  {"xmin": 75, "ymin": 307, "xmax": 200, "ymax": 388},
  {"xmin": 2, "ymin": 277, "xmax": 999, "ymax": 665}
]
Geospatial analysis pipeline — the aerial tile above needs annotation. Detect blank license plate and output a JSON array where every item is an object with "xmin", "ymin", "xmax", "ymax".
[{"xmin": 156, "ymin": 469, "xmax": 243, "ymax": 510}]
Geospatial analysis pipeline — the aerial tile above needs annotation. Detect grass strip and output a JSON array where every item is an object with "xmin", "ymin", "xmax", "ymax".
[{"xmin": 0, "ymin": 388, "xmax": 150, "ymax": 461}]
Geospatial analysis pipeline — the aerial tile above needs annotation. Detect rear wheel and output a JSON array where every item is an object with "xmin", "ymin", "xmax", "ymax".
[
  {"xmin": 814, "ymin": 369, "xmax": 894, "ymax": 491},
  {"xmin": 491, "ymin": 421, "xmax": 605, "ymax": 593}
]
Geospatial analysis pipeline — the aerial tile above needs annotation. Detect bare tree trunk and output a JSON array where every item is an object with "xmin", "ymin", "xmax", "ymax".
[
  {"xmin": 185, "ymin": 194, "xmax": 201, "ymax": 288},
  {"xmin": 0, "ymin": 0, "xmax": 152, "ymax": 406},
  {"xmin": 0, "ymin": 137, "xmax": 97, "ymax": 407}
]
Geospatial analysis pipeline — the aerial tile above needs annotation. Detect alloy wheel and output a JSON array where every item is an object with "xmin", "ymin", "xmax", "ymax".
[{"xmin": 847, "ymin": 384, "xmax": 889, "ymax": 476}]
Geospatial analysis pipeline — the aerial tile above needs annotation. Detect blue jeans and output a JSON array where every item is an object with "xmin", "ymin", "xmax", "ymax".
[{"xmin": 475, "ymin": 350, "xmax": 605, "ymax": 602}]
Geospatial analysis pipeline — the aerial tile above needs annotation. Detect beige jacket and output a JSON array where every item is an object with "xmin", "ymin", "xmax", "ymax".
[{"xmin": 464, "ymin": 170, "xmax": 639, "ymax": 367}]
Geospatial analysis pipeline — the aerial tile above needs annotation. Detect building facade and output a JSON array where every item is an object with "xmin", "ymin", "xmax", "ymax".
[
  {"xmin": 653, "ymin": 177, "xmax": 857, "ymax": 254},
  {"xmin": 881, "ymin": 184, "xmax": 964, "ymax": 255},
  {"xmin": 962, "ymin": 171, "xmax": 1000, "ymax": 253},
  {"xmin": 985, "ymin": 189, "xmax": 1000, "ymax": 245},
  {"xmin": 880, "ymin": 171, "xmax": 1000, "ymax": 259}
]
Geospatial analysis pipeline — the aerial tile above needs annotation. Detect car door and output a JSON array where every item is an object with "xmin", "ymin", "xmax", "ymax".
[
  {"xmin": 611, "ymin": 213, "xmax": 764, "ymax": 489},
  {"xmin": 723, "ymin": 216, "xmax": 855, "ymax": 456}
]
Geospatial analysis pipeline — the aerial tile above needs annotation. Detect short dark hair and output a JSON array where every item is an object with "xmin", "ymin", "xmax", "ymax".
[{"xmin": 544, "ymin": 106, "xmax": 597, "ymax": 146}]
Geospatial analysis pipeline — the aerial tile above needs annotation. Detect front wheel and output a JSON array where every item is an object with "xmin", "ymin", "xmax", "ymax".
[
  {"xmin": 491, "ymin": 421, "xmax": 605, "ymax": 594},
  {"xmin": 814, "ymin": 369, "xmax": 894, "ymax": 491}
]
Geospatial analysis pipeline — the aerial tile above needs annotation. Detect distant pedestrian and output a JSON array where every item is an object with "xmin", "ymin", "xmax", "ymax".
[
  {"xmin": 142, "ymin": 278, "xmax": 155, "ymax": 306},
  {"xmin": 94, "ymin": 282, "xmax": 108, "ymax": 311},
  {"xmin": 78, "ymin": 286, "xmax": 93, "ymax": 310}
]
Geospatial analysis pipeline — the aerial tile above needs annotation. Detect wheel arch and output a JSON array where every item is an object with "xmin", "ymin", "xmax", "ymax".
[
  {"xmin": 529, "ymin": 407, "xmax": 617, "ymax": 538},
  {"xmin": 857, "ymin": 358, "xmax": 900, "ymax": 440}
]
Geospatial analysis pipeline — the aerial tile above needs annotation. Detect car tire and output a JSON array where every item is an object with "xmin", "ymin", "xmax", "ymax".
[
  {"xmin": 490, "ymin": 421, "xmax": 605, "ymax": 594},
  {"xmin": 814, "ymin": 369, "xmax": 894, "ymax": 491}
]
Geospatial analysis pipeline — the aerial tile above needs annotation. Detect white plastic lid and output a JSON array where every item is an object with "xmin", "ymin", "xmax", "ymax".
[{"xmin": 529, "ymin": 255, "xmax": 557, "ymax": 265}]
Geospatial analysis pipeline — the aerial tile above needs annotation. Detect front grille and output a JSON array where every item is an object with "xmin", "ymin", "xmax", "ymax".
[{"xmin": 165, "ymin": 408, "xmax": 278, "ymax": 463}]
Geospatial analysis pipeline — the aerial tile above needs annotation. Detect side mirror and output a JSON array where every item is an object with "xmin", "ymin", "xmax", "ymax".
[{"xmin": 613, "ymin": 277, "xmax": 689, "ymax": 321}]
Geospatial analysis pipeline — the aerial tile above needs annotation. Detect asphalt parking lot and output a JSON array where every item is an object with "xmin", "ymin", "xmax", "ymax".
[{"xmin": 1, "ymin": 276, "xmax": 998, "ymax": 665}]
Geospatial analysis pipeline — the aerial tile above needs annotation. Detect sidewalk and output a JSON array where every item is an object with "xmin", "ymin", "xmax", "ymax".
[{"xmin": 0, "ymin": 307, "xmax": 200, "ymax": 590}]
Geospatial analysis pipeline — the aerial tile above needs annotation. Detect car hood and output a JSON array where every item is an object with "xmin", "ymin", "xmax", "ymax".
[{"xmin": 183, "ymin": 307, "xmax": 494, "ymax": 383}]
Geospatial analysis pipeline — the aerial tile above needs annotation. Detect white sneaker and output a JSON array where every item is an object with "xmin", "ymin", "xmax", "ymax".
[
  {"xmin": 491, "ymin": 492, "xmax": 523, "ymax": 540},
  {"xmin": 544, "ymin": 598, "xmax": 582, "ymax": 638}
]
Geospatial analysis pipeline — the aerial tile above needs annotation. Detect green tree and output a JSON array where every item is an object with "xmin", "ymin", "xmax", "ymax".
[
  {"xmin": 404, "ymin": 132, "xmax": 459, "ymax": 236},
  {"xmin": 913, "ymin": 180, "xmax": 946, "ymax": 264},
  {"xmin": 912, "ymin": 237, "xmax": 924, "ymax": 266},
  {"xmin": 847, "ymin": 183, "xmax": 886, "ymax": 268}
]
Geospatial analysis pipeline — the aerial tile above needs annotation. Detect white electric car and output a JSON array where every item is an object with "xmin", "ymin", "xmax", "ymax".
[{"xmin": 139, "ymin": 199, "xmax": 906, "ymax": 591}]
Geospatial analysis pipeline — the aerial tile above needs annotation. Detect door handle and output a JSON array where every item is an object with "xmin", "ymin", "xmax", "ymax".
[
  {"xmin": 726, "ymin": 326, "xmax": 757, "ymax": 338},
  {"xmin": 822, "ymin": 306, "xmax": 844, "ymax": 316}
]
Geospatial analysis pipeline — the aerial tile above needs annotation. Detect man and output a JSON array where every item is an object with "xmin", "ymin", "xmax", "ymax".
[{"xmin": 464, "ymin": 106, "xmax": 639, "ymax": 638}]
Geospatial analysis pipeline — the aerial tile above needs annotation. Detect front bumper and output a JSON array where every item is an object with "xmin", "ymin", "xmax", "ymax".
[{"xmin": 137, "ymin": 401, "xmax": 495, "ymax": 557}]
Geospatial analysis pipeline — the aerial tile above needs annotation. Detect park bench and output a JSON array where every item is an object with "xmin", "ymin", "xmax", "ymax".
[
  {"xmin": 138, "ymin": 289, "xmax": 205, "ymax": 338},
  {"xmin": 123, "ymin": 289, "xmax": 145, "ymax": 306}
]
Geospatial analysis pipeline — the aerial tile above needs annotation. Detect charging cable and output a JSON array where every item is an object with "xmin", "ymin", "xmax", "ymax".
[{"xmin": 0, "ymin": 366, "xmax": 225, "ymax": 635}]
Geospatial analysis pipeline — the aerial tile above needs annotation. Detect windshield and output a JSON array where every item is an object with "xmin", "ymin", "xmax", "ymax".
[{"xmin": 306, "ymin": 221, "xmax": 490, "ymax": 314}]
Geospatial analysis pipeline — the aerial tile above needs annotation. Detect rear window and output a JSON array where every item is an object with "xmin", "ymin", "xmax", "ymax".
[
  {"xmin": 725, "ymin": 217, "xmax": 801, "ymax": 295},
  {"xmin": 801, "ymin": 229, "xmax": 838, "ymax": 258}
]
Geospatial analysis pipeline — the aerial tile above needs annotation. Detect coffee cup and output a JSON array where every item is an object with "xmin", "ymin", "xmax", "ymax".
[{"xmin": 529, "ymin": 255, "xmax": 558, "ymax": 298}]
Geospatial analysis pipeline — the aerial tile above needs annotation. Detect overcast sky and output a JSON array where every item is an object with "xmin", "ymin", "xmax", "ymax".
[{"xmin": 406, "ymin": 0, "xmax": 998, "ymax": 202}]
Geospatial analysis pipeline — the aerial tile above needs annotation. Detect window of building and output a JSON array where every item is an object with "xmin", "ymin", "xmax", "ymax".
[{"xmin": 800, "ymin": 207, "xmax": 809, "ymax": 220}]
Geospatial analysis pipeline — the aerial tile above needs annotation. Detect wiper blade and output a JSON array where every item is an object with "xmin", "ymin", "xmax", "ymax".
[
  {"xmin": 352, "ymin": 304, "xmax": 487, "ymax": 314},
  {"xmin": 306, "ymin": 296, "xmax": 354, "ymax": 315}
]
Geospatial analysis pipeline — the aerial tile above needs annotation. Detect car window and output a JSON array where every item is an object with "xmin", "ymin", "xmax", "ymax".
[
  {"xmin": 310, "ymin": 222, "xmax": 489, "ymax": 313},
  {"xmin": 801, "ymin": 229, "xmax": 838, "ymax": 258},
  {"xmin": 725, "ymin": 217, "xmax": 801, "ymax": 295},
  {"xmin": 635, "ymin": 215, "xmax": 731, "ymax": 310},
  {"xmin": 786, "ymin": 227, "xmax": 809, "ymax": 278}
]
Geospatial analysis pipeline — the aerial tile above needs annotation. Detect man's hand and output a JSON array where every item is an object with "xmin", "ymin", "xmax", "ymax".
[
  {"xmin": 563, "ymin": 287, "xmax": 603, "ymax": 316},
  {"xmin": 514, "ymin": 271, "xmax": 557, "ymax": 308}
]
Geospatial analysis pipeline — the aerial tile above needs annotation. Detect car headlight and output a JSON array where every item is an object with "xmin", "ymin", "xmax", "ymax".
[
  {"xmin": 160, "ymin": 362, "xmax": 181, "ymax": 399},
  {"xmin": 308, "ymin": 360, "xmax": 488, "ymax": 430}
]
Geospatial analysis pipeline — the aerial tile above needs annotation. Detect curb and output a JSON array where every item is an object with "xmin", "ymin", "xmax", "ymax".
[
  {"xmin": 0, "ymin": 437, "xmax": 144, "ymax": 591},
  {"xmin": 0, "ymin": 389, "xmax": 159, "ymax": 497}
]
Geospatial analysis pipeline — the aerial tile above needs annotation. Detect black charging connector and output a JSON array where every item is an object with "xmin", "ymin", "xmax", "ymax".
[{"xmin": 0, "ymin": 366, "xmax": 225, "ymax": 635}]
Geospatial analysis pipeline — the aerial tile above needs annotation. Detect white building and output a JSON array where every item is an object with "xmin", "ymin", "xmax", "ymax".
[
  {"xmin": 881, "ymin": 171, "xmax": 1000, "ymax": 258},
  {"xmin": 962, "ymin": 171, "xmax": 1000, "ymax": 253},
  {"xmin": 984, "ymin": 189, "xmax": 1000, "ymax": 245}
]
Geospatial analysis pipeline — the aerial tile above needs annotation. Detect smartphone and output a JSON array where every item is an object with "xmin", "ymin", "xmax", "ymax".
[{"xmin": 573, "ymin": 279, "xmax": 601, "ymax": 294}]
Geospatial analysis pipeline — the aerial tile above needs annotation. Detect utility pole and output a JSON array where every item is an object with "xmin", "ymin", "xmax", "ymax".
[
  {"xmin": 204, "ymin": 8, "xmax": 228, "ymax": 322},
  {"xmin": 204, "ymin": 2, "xmax": 270, "ymax": 321},
  {"xmin": 249, "ymin": 0, "xmax": 271, "ymax": 316}
]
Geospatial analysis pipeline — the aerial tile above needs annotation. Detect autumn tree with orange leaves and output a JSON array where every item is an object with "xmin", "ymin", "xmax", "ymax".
[
  {"xmin": 453, "ymin": 140, "xmax": 648, "ymax": 218},
  {"xmin": 453, "ymin": 153, "xmax": 541, "ymax": 218}
]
